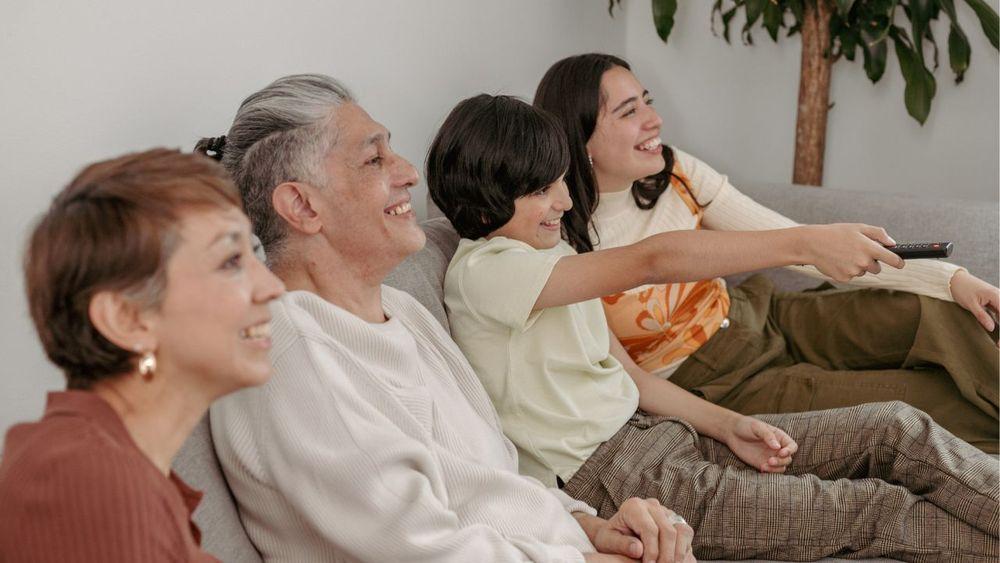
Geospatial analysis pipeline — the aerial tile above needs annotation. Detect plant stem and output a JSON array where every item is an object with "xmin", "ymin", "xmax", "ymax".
[{"xmin": 793, "ymin": 0, "xmax": 834, "ymax": 186}]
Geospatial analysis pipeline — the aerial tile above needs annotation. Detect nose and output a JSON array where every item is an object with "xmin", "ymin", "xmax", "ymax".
[
  {"xmin": 643, "ymin": 102, "xmax": 663, "ymax": 130},
  {"xmin": 392, "ymin": 154, "xmax": 420, "ymax": 190},
  {"xmin": 251, "ymin": 257, "xmax": 286, "ymax": 303},
  {"xmin": 555, "ymin": 180, "xmax": 573, "ymax": 211}
]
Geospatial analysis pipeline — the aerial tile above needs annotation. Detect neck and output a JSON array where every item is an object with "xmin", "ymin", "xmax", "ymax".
[
  {"xmin": 93, "ymin": 373, "xmax": 210, "ymax": 476},
  {"xmin": 593, "ymin": 168, "xmax": 633, "ymax": 194},
  {"xmin": 274, "ymin": 240, "xmax": 389, "ymax": 323}
]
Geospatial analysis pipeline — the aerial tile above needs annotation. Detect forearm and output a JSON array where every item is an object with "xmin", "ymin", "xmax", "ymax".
[
  {"xmin": 608, "ymin": 333, "xmax": 738, "ymax": 440},
  {"xmin": 634, "ymin": 374, "xmax": 739, "ymax": 440},
  {"xmin": 636, "ymin": 227, "xmax": 814, "ymax": 286}
]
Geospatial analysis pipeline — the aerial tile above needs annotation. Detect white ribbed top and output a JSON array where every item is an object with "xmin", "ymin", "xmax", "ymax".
[
  {"xmin": 210, "ymin": 287, "xmax": 595, "ymax": 562},
  {"xmin": 593, "ymin": 148, "xmax": 961, "ymax": 302}
]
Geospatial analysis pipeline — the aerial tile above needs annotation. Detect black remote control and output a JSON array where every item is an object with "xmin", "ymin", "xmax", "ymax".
[{"xmin": 885, "ymin": 242, "xmax": 953, "ymax": 259}]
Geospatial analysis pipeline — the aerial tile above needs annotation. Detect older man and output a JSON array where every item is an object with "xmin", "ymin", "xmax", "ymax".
[{"xmin": 206, "ymin": 74, "xmax": 691, "ymax": 563}]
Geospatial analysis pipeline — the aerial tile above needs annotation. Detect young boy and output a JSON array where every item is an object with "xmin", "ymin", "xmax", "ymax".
[{"xmin": 427, "ymin": 94, "xmax": 998, "ymax": 561}]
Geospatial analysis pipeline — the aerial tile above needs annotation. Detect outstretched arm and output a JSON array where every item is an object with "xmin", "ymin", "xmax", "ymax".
[{"xmin": 533, "ymin": 223, "xmax": 903, "ymax": 312}]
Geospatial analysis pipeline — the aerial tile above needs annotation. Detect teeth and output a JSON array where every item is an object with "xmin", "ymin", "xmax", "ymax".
[
  {"xmin": 386, "ymin": 201, "xmax": 412, "ymax": 216},
  {"xmin": 542, "ymin": 218, "xmax": 561, "ymax": 227},
  {"xmin": 240, "ymin": 322, "xmax": 271, "ymax": 340},
  {"xmin": 638, "ymin": 137, "xmax": 662, "ymax": 151}
]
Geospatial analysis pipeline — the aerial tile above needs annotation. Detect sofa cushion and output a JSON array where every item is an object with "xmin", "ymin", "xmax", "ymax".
[
  {"xmin": 384, "ymin": 217, "xmax": 461, "ymax": 329},
  {"xmin": 173, "ymin": 416, "xmax": 263, "ymax": 562}
]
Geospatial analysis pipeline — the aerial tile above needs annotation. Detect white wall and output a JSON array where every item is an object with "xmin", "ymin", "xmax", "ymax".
[
  {"xmin": 0, "ymin": 1, "xmax": 625, "ymax": 439},
  {"xmin": 2, "ymin": 1, "xmax": 998, "ymax": 440},
  {"xmin": 617, "ymin": 0, "xmax": 999, "ymax": 201}
]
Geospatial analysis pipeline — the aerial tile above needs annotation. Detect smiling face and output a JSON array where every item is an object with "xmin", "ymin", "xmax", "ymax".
[
  {"xmin": 488, "ymin": 175, "xmax": 572, "ymax": 250},
  {"xmin": 147, "ymin": 206, "xmax": 285, "ymax": 396},
  {"xmin": 586, "ymin": 66, "xmax": 666, "ymax": 193},
  {"xmin": 312, "ymin": 103, "xmax": 425, "ymax": 271}
]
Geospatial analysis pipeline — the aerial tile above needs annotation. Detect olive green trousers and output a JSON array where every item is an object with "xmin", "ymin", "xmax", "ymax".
[{"xmin": 669, "ymin": 275, "xmax": 999, "ymax": 453}]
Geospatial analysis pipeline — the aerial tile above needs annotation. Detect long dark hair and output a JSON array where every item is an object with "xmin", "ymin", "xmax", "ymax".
[{"xmin": 534, "ymin": 53, "xmax": 683, "ymax": 253}]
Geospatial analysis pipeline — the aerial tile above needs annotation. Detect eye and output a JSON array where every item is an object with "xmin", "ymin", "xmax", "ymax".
[
  {"xmin": 366, "ymin": 154, "xmax": 383, "ymax": 166},
  {"xmin": 622, "ymin": 107, "xmax": 637, "ymax": 118},
  {"xmin": 221, "ymin": 252, "xmax": 243, "ymax": 270},
  {"xmin": 532, "ymin": 186, "xmax": 551, "ymax": 197},
  {"xmin": 645, "ymin": 97, "xmax": 655, "ymax": 106}
]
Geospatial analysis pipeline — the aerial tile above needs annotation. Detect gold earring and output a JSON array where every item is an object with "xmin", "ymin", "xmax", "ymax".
[{"xmin": 137, "ymin": 351, "xmax": 157, "ymax": 379}]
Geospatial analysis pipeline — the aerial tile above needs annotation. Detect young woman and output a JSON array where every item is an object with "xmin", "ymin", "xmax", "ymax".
[
  {"xmin": 0, "ymin": 149, "xmax": 284, "ymax": 562},
  {"xmin": 534, "ymin": 53, "xmax": 999, "ymax": 453},
  {"xmin": 427, "ymin": 93, "xmax": 998, "ymax": 562}
]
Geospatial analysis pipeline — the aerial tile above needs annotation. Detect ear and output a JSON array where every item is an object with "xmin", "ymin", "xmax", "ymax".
[
  {"xmin": 272, "ymin": 182, "xmax": 322, "ymax": 235},
  {"xmin": 88, "ymin": 291, "xmax": 157, "ymax": 354}
]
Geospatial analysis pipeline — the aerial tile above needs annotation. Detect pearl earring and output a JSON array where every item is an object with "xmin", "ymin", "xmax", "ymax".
[
  {"xmin": 134, "ymin": 346, "xmax": 156, "ymax": 379},
  {"xmin": 588, "ymin": 154, "xmax": 594, "ymax": 168}
]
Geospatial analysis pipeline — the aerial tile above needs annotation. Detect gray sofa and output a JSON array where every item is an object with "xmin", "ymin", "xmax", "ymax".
[{"xmin": 173, "ymin": 183, "xmax": 999, "ymax": 562}]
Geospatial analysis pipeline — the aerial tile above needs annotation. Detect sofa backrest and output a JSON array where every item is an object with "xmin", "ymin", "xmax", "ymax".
[{"xmin": 174, "ymin": 192, "xmax": 998, "ymax": 560}]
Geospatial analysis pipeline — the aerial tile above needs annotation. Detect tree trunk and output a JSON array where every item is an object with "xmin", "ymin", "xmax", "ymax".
[{"xmin": 793, "ymin": 0, "xmax": 834, "ymax": 186}]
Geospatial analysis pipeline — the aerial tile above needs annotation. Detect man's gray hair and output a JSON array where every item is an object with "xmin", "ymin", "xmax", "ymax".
[{"xmin": 220, "ymin": 74, "xmax": 355, "ymax": 263}]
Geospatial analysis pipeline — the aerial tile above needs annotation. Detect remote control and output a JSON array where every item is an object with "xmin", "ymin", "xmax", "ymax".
[{"xmin": 885, "ymin": 242, "xmax": 953, "ymax": 259}]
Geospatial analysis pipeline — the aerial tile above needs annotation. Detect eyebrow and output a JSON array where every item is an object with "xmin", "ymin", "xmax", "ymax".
[
  {"xmin": 363, "ymin": 130, "xmax": 391, "ymax": 147},
  {"xmin": 208, "ymin": 230, "xmax": 243, "ymax": 249},
  {"xmin": 610, "ymin": 90, "xmax": 650, "ymax": 114}
]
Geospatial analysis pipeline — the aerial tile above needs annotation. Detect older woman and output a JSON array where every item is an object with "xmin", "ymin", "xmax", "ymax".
[{"xmin": 0, "ymin": 149, "xmax": 284, "ymax": 562}]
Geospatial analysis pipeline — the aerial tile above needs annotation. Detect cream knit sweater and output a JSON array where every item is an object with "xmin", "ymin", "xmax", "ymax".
[
  {"xmin": 592, "ymin": 148, "xmax": 961, "ymax": 302},
  {"xmin": 210, "ymin": 288, "xmax": 596, "ymax": 562}
]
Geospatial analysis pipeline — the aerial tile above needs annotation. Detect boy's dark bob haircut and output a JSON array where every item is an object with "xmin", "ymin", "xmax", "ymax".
[{"xmin": 427, "ymin": 94, "xmax": 570, "ymax": 240}]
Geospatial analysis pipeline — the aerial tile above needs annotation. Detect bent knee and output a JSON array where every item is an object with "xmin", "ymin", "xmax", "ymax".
[{"xmin": 871, "ymin": 400, "xmax": 932, "ymax": 432}]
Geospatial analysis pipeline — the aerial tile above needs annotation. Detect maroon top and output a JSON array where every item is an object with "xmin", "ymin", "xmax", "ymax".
[{"xmin": 0, "ymin": 391, "xmax": 219, "ymax": 562}]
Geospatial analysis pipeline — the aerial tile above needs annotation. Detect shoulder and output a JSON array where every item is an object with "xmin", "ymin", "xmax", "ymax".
[{"xmin": 1, "ymin": 425, "xmax": 180, "ymax": 550}]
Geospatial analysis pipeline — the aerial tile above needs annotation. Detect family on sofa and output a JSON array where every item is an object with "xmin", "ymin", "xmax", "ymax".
[{"xmin": 1, "ymin": 54, "xmax": 998, "ymax": 562}]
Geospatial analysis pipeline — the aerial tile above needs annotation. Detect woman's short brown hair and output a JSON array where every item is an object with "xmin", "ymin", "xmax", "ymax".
[{"xmin": 24, "ymin": 148, "xmax": 241, "ymax": 389}]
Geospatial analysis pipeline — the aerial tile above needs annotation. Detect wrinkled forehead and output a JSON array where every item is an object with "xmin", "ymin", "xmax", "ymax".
[{"xmin": 329, "ymin": 102, "xmax": 390, "ymax": 153}]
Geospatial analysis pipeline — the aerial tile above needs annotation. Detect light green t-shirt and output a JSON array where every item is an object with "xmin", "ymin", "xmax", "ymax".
[{"xmin": 444, "ymin": 236, "xmax": 640, "ymax": 487}]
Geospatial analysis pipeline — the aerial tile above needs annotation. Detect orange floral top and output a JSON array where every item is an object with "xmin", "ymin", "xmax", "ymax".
[{"xmin": 597, "ymin": 156, "xmax": 730, "ymax": 375}]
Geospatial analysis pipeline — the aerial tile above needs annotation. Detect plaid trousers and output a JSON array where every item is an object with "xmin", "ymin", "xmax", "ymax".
[{"xmin": 562, "ymin": 401, "xmax": 999, "ymax": 562}]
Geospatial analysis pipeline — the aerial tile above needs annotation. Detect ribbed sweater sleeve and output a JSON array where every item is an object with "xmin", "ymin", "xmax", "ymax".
[
  {"xmin": 695, "ymin": 159, "xmax": 961, "ymax": 302},
  {"xmin": 212, "ymin": 293, "xmax": 589, "ymax": 563}
]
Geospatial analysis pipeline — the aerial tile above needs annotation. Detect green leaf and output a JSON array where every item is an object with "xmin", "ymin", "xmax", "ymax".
[
  {"xmin": 861, "ymin": 32, "xmax": 888, "ymax": 82},
  {"xmin": 652, "ymin": 0, "xmax": 679, "ymax": 43},
  {"xmin": 892, "ymin": 29, "xmax": 938, "ymax": 124},
  {"xmin": 742, "ymin": 0, "xmax": 765, "ymax": 44},
  {"xmin": 964, "ymin": 0, "xmax": 1000, "ymax": 49},
  {"xmin": 947, "ymin": 25, "xmax": 971, "ymax": 82},
  {"xmin": 763, "ymin": 0, "xmax": 784, "ymax": 42},
  {"xmin": 909, "ymin": 0, "xmax": 935, "ymax": 64},
  {"xmin": 834, "ymin": 0, "xmax": 857, "ymax": 17}
]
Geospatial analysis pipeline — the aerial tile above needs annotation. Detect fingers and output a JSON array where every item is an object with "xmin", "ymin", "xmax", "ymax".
[
  {"xmin": 599, "ymin": 529, "xmax": 643, "ymax": 559},
  {"xmin": 776, "ymin": 430, "xmax": 798, "ymax": 457},
  {"xmin": 646, "ymin": 500, "xmax": 673, "ymax": 563},
  {"xmin": 673, "ymin": 518, "xmax": 693, "ymax": 563},
  {"xmin": 858, "ymin": 224, "xmax": 895, "ymax": 247},
  {"xmin": 868, "ymin": 241, "xmax": 905, "ymax": 270},
  {"xmin": 750, "ymin": 420, "xmax": 781, "ymax": 450},
  {"xmin": 622, "ymin": 498, "xmax": 661, "ymax": 563},
  {"xmin": 970, "ymin": 302, "xmax": 996, "ymax": 332}
]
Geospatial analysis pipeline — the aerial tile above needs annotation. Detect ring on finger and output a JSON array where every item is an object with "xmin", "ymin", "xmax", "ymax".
[{"xmin": 668, "ymin": 513, "xmax": 686, "ymax": 525}]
